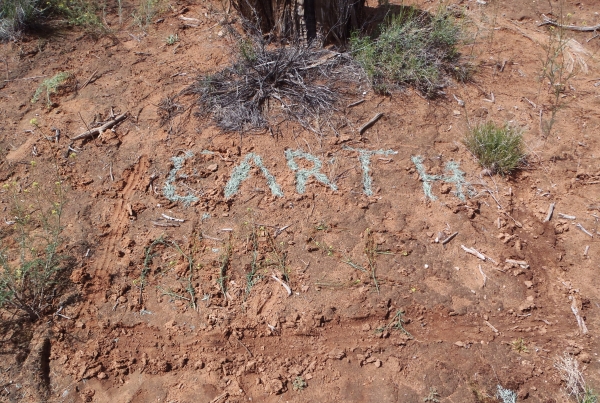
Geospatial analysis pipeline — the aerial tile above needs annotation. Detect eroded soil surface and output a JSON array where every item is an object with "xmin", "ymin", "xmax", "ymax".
[{"xmin": 1, "ymin": 0, "xmax": 600, "ymax": 402}]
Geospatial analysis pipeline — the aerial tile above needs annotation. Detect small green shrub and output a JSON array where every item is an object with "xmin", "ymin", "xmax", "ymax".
[
  {"xmin": 132, "ymin": 0, "xmax": 164, "ymax": 30},
  {"xmin": 464, "ymin": 122, "xmax": 525, "ymax": 175},
  {"xmin": 0, "ymin": 0, "xmax": 104, "ymax": 41},
  {"xmin": 31, "ymin": 71, "xmax": 72, "ymax": 107},
  {"xmin": 350, "ymin": 6, "xmax": 469, "ymax": 97},
  {"xmin": 0, "ymin": 175, "xmax": 73, "ymax": 321},
  {"xmin": 52, "ymin": 0, "xmax": 104, "ymax": 31},
  {"xmin": 0, "ymin": 0, "xmax": 43, "ymax": 40},
  {"xmin": 581, "ymin": 388, "xmax": 599, "ymax": 403},
  {"xmin": 292, "ymin": 376, "xmax": 307, "ymax": 391},
  {"xmin": 165, "ymin": 33, "xmax": 178, "ymax": 45}
]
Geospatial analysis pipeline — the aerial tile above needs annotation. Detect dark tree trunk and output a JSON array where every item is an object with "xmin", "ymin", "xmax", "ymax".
[{"xmin": 232, "ymin": 0, "xmax": 365, "ymax": 43}]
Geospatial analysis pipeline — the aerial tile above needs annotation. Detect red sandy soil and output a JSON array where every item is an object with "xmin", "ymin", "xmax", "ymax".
[{"xmin": 1, "ymin": 0, "xmax": 600, "ymax": 402}]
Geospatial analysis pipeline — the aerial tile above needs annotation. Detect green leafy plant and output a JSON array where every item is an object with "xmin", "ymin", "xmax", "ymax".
[
  {"xmin": 165, "ymin": 33, "xmax": 178, "ymax": 45},
  {"xmin": 31, "ymin": 71, "xmax": 72, "ymax": 107},
  {"xmin": 0, "ymin": 0, "xmax": 43, "ymax": 41},
  {"xmin": 375, "ymin": 309, "xmax": 412, "ymax": 338},
  {"xmin": 132, "ymin": 0, "xmax": 163, "ymax": 30},
  {"xmin": 424, "ymin": 387, "xmax": 440, "ymax": 403},
  {"xmin": 538, "ymin": 2, "xmax": 585, "ymax": 137},
  {"xmin": 511, "ymin": 337, "xmax": 528, "ymax": 353},
  {"xmin": 293, "ymin": 376, "xmax": 307, "ymax": 391},
  {"xmin": 0, "ymin": 172, "xmax": 73, "ymax": 321},
  {"xmin": 464, "ymin": 122, "xmax": 525, "ymax": 175},
  {"xmin": 52, "ymin": 0, "xmax": 104, "ymax": 31},
  {"xmin": 1, "ymin": 0, "xmax": 104, "ymax": 41},
  {"xmin": 350, "ymin": 6, "xmax": 470, "ymax": 96}
]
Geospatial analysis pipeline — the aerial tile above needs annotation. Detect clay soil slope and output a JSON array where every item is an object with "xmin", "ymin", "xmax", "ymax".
[{"xmin": 1, "ymin": 0, "xmax": 600, "ymax": 402}]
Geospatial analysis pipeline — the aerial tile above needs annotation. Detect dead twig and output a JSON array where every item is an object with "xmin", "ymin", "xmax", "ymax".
[
  {"xmin": 151, "ymin": 221, "xmax": 180, "ymax": 228},
  {"xmin": 161, "ymin": 214, "xmax": 185, "ymax": 222},
  {"xmin": 461, "ymin": 245, "xmax": 486, "ymax": 261},
  {"xmin": 209, "ymin": 392, "xmax": 229, "ymax": 403},
  {"xmin": 79, "ymin": 69, "xmax": 98, "ymax": 90},
  {"xmin": 441, "ymin": 232, "xmax": 458, "ymax": 245},
  {"xmin": 576, "ymin": 223, "xmax": 594, "ymax": 238},
  {"xmin": 570, "ymin": 296, "xmax": 588, "ymax": 334},
  {"xmin": 358, "ymin": 113, "xmax": 383, "ymax": 135},
  {"xmin": 71, "ymin": 113, "xmax": 128, "ymax": 141},
  {"xmin": 271, "ymin": 275, "xmax": 292, "ymax": 296},
  {"xmin": 347, "ymin": 99, "xmax": 365, "ymax": 108},
  {"xmin": 544, "ymin": 202, "xmax": 555, "ymax": 222},
  {"xmin": 539, "ymin": 14, "xmax": 600, "ymax": 32},
  {"xmin": 236, "ymin": 338, "xmax": 253, "ymax": 357},
  {"xmin": 484, "ymin": 320, "xmax": 499, "ymax": 334},
  {"xmin": 478, "ymin": 264, "xmax": 488, "ymax": 287}
]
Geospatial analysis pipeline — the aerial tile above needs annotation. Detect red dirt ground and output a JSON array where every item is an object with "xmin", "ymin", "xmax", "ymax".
[{"xmin": 1, "ymin": 0, "xmax": 600, "ymax": 402}]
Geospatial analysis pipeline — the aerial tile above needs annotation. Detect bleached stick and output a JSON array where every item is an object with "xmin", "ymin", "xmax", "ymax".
[
  {"xmin": 576, "ymin": 223, "xmax": 594, "ymax": 238},
  {"xmin": 478, "ymin": 265, "xmax": 488, "ymax": 287},
  {"xmin": 544, "ymin": 203, "xmax": 555, "ymax": 222},
  {"xmin": 271, "ymin": 275, "xmax": 292, "ymax": 296},
  {"xmin": 484, "ymin": 320, "xmax": 499, "ymax": 334},
  {"xmin": 161, "ymin": 214, "xmax": 185, "ymax": 222},
  {"xmin": 461, "ymin": 245, "xmax": 486, "ymax": 261},
  {"xmin": 570, "ymin": 297, "xmax": 589, "ymax": 334}
]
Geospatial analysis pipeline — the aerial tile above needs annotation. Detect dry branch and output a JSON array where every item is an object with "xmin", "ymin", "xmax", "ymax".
[
  {"xmin": 544, "ymin": 202, "xmax": 555, "ymax": 222},
  {"xmin": 461, "ymin": 245, "xmax": 486, "ymax": 261},
  {"xmin": 358, "ymin": 113, "xmax": 383, "ymax": 135},
  {"xmin": 539, "ymin": 15, "xmax": 600, "ymax": 32},
  {"xmin": 71, "ymin": 113, "xmax": 128, "ymax": 141},
  {"xmin": 441, "ymin": 232, "xmax": 458, "ymax": 245}
]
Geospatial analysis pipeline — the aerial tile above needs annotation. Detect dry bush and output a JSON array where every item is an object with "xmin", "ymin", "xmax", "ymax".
[{"xmin": 187, "ymin": 21, "xmax": 360, "ymax": 134}]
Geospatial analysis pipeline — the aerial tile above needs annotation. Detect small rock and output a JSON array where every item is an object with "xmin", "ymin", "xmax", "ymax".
[
  {"xmin": 165, "ymin": 320, "xmax": 177, "ymax": 329},
  {"xmin": 97, "ymin": 372, "xmax": 107, "ymax": 380},
  {"xmin": 524, "ymin": 281, "xmax": 533, "ymax": 289},
  {"xmin": 361, "ymin": 323, "xmax": 371, "ymax": 331},
  {"xmin": 328, "ymin": 348, "xmax": 346, "ymax": 360},
  {"xmin": 207, "ymin": 164, "xmax": 218, "ymax": 172},
  {"xmin": 374, "ymin": 359, "xmax": 382, "ymax": 368},
  {"xmin": 455, "ymin": 341, "xmax": 465, "ymax": 347},
  {"xmin": 579, "ymin": 352, "xmax": 591, "ymax": 363}
]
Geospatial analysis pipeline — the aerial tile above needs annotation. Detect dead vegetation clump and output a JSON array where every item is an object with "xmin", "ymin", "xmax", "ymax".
[
  {"xmin": 187, "ymin": 22, "xmax": 359, "ymax": 134},
  {"xmin": 555, "ymin": 354, "xmax": 598, "ymax": 403}
]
